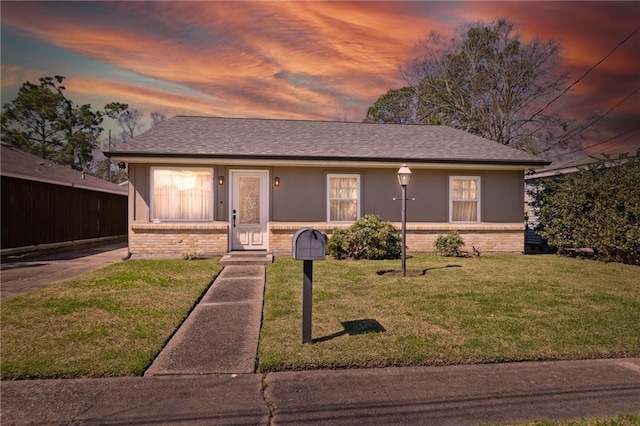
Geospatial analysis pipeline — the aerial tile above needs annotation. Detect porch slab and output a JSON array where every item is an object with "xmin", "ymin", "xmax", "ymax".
[{"xmin": 219, "ymin": 252, "xmax": 274, "ymax": 266}]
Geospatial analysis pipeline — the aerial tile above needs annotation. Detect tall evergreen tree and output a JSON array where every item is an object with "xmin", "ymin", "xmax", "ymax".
[{"xmin": 1, "ymin": 76, "xmax": 127, "ymax": 170}]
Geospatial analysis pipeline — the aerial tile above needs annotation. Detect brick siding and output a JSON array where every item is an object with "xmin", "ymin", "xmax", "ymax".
[
  {"xmin": 129, "ymin": 222, "xmax": 228, "ymax": 257},
  {"xmin": 269, "ymin": 222, "xmax": 524, "ymax": 256},
  {"xmin": 129, "ymin": 222, "xmax": 523, "ymax": 257}
]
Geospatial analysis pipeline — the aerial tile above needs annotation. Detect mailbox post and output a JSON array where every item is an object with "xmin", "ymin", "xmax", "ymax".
[{"xmin": 292, "ymin": 228, "xmax": 326, "ymax": 344}]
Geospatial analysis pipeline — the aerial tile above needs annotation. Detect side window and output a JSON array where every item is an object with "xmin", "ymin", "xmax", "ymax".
[
  {"xmin": 327, "ymin": 174, "xmax": 360, "ymax": 222},
  {"xmin": 449, "ymin": 176, "xmax": 480, "ymax": 222},
  {"xmin": 151, "ymin": 168, "xmax": 213, "ymax": 221}
]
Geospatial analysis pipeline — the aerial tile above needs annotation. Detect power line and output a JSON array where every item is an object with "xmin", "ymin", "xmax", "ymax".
[
  {"xmin": 557, "ymin": 127, "xmax": 640, "ymax": 158},
  {"xmin": 518, "ymin": 23, "xmax": 640, "ymax": 131},
  {"xmin": 541, "ymin": 87, "xmax": 640, "ymax": 153}
]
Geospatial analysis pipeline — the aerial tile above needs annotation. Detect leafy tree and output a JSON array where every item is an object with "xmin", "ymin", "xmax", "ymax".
[
  {"xmin": 1, "ymin": 76, "xmax": 127, "ymax": 170},
  {"xmin": 364, "ymin": 87, "xmax": 436, "ymax": 125},
  {"xmin": 531, "ymin": 152, "xmax": 640, "ymax": 264},
  {"xmin": 365, "ymin": 20, "xmax": 575, "ymax": 154}
]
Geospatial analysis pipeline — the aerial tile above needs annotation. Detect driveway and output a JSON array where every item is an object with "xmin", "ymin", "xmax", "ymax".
[{"xmin": 0, "ymin": 242, "xmax": 128, "ymax": 301}]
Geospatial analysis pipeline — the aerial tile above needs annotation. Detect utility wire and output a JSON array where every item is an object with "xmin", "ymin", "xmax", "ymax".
[
  {"xmin": 542, "ymin": 87, "xmax": 640, "ymax": 153},
  {"xmin": 557, "ymin": 127, "xmax": 640, "ymax": 158},
  {"xmin": 518, "ymin": 24, "xmax": 640, "ymax": 131}
]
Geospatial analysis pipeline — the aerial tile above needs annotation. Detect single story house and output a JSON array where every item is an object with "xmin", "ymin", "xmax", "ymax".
[
  {"xmin": 107, "ymin": 116, "xmax": 550, "ymax": 257},
  {"xmin": 1, "ymin": 142, "xmax": 128, "ymax": 255}
]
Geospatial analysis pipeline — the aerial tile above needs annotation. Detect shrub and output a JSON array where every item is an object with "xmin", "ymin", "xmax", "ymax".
[
  {"xmin": 326, "ymin": 228, "xmax": 350, "ymax": 260},
  {"xmin": 532, "ymin": 151, "xmax": 640, "ymax": 264},
  {"xmin": 182, "ymin": 251, "xmax": 205, "ymax": 260},
  {"xmin": 434, "ymin": 231, "xmax": 465, "ymax": 257},
  {"xmin": 326, "ymin": 214, "xmax": 401, "ymax": 260}
]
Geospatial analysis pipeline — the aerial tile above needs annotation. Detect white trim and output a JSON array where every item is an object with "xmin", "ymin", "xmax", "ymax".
[
  {"xmin": 449, "ymin": 175, "xmax": 481, "ymax": 223},
  {"xmin": 150, "ymin": 166, "xmax": 214, "ymax": 222},
  {"xmin": 112, "ymin": 156, "xmax": 540, "ymax": 171},
  {"xmin": 326, "ymin": 173, "xmax": 361, "ymax": 223}
]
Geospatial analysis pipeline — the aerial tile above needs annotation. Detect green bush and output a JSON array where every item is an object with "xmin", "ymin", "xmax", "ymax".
[
  {"xmin": 531, "ymin": 151, "xmax": 640, "ymax": 264},
  {"xmin": 434, "ymin": 231, "xmax": 465, "ymax": 257},
  {"xmin": 326, "ymin": 228, "xmax": 350, "ymax": 260},
  {"xmin": 326, "ymin": 214, "xmax": 401, "ymax": 260}
]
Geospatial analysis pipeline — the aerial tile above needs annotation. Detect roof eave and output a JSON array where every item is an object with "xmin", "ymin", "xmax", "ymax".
[{"xmin": 106, "ymin": 151, "xmax": 550, "ymax": 169}]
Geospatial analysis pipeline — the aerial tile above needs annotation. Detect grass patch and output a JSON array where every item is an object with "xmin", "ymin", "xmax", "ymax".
[
  {"xmin": 1, "ymin": 259, "xmax": 221, "ymax": 379},
  {"xmin": 258, "ymin": 254, "xmax": 640, "ymax": 372},
  {"xmin": 504, "ymin": 413, "xmax": 640, "ymax": 425}
]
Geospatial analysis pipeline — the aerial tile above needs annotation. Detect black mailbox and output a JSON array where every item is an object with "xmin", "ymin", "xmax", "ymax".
[{"xmin": 292, "ymin": 228, "xmax": 326, "ymax": 260}]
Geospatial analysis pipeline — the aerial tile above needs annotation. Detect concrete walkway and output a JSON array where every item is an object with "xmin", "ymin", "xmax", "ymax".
[{"xmin": 145, "ymin": 264, "xmax": 265, "ymax": 375}]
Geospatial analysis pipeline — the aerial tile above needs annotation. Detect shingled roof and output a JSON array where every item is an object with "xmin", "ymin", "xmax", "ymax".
[
  {"xmin": 108, "ymin": 116, "xmax": 549, "ymax": 166},
  {"xmin": 1, "ymin": 143, "xmax": 128, "ymax": 195}
]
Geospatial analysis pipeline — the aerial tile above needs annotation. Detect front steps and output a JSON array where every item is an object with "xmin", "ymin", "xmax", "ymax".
[{"xmin": 219, "ymin": 251, "xmax": 274, "ymax": 266}]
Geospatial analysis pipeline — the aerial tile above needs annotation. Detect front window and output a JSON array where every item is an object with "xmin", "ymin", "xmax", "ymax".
[
  {"xmin": 152, "ymin": 168, "xmax": 213, "ymax": 221},
  {"xmin": 450, "ymin": 176, "xmax": 480, "ymax": 222},
  {"xmin": 327, "ymin": 174, "xmax": 360, "ymax": 222}
]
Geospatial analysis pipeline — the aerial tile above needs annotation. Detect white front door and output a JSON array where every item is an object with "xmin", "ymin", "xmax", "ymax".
[{"xmin": 230, "ymin": 170, "xmax": 269, "ymax": 250}]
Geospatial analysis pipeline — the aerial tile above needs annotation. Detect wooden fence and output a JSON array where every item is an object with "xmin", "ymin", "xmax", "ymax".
[{"xmin": 1, "ymin": 176, "xmax": 127, "ymax": 250}]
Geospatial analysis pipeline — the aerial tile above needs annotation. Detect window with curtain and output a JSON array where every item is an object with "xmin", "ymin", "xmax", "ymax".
[
  {"xmin": 450, "ymin": 176, "xmax": 480, "ymax": 222},
  {"xmin": 327, "ymin": 174, "xmax": 360, "ymax": 222},
  {"xmin": 152, "ymin": 168, "xmax": 213, "ymax": 221}
]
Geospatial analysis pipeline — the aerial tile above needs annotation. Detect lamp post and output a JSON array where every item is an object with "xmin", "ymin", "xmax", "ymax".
[{"xmin": 397, "ymin": 164, "xmax": 412, "ymax": 277}]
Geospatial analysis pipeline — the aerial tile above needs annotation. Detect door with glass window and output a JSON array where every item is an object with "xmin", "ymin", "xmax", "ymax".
[{"xmin": 230, "ymin": 170, "xmax": 269, "ymax": 250}]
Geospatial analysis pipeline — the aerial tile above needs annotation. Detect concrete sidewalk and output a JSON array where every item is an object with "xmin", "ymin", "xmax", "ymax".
[{"xmin": 2, "ymin": 358, "xmax": 639, "ymax": 425}]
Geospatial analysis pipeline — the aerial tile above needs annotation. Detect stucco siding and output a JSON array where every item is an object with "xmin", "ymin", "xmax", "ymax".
[
  {"xmin": 483, "ymin": 170, "xmax": 525, "ymax": 222},
  {"xmin": 271, "ymin": 167, "xmax": 324, "ymax": 221}
]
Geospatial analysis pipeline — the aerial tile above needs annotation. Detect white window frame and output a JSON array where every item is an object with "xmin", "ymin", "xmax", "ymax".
[
  {"xmin": 150, "ymin": 167, "xmax": 214, "ymax": 222},
  {"xmin": 449, "ymin": 176, "xmax": 481, "ymax": 223},
  {"xmin": 327, "ymin": 173, "xmax": 361, "ymax": 223}
]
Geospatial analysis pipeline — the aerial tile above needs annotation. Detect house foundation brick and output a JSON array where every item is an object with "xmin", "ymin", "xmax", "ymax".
[
  {"xmin": 127, "ymin": 222, "xmax": 523, "ymax": 257},
  {"xmin": 268, "ymin": 222, "xmax": 524, "ymax": 256},
  {"xmin": 129, "ymin": 222, "xmax": 228, "ymax": 257}
]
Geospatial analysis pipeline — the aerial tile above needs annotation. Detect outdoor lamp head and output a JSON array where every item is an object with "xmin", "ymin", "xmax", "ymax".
[{"xmin": 397, "ymin": 164, "xmax": 412, "ymax": 187}]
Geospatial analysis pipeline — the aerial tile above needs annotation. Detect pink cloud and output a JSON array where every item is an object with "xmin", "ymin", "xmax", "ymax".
[{"xmin": 2, "ymin": 1, "xmax": 638, "ymax": 155}]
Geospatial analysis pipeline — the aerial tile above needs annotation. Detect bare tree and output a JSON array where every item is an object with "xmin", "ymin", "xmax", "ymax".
[
  {"xmin": 366, "ymin": 19, "xmax": 580, "ymax": 155},
  {"xmin": 150, "ymin": 111, "xmax": 167, "ymax": 127},
  {"xmin": 116, "ymin": 109, "xmax": 144, "ymax": 141}
]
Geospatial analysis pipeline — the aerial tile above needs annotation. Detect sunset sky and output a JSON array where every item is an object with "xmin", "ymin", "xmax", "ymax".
[{"xmin": 1, "ymin": 1, "xmax": 639, "ymax": 159}]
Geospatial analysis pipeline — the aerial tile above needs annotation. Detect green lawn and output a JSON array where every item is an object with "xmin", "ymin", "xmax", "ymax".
[
  {"xmin": 2, "ymin": 254, "xmax": 638, "ymax": 379},
  {"xmin": 1, "ymin": 259, "xmax": 221, "ymax": 379},
  {"xmin": 258, "ymin": 254, "xmax": 640, "ymax": 371},
  {"xmin": 507, "ymin": 414, "xmax": 640, "ymax": 425}
]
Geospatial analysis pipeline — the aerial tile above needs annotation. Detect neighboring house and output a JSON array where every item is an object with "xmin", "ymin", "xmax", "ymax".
[
  {"xmin": 1, "ymin": 143, "xmax": 128, "ymax": 254},
  {"xmin": 107, "ymin": 116, "xmax": 549, "ymax": 257}
]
